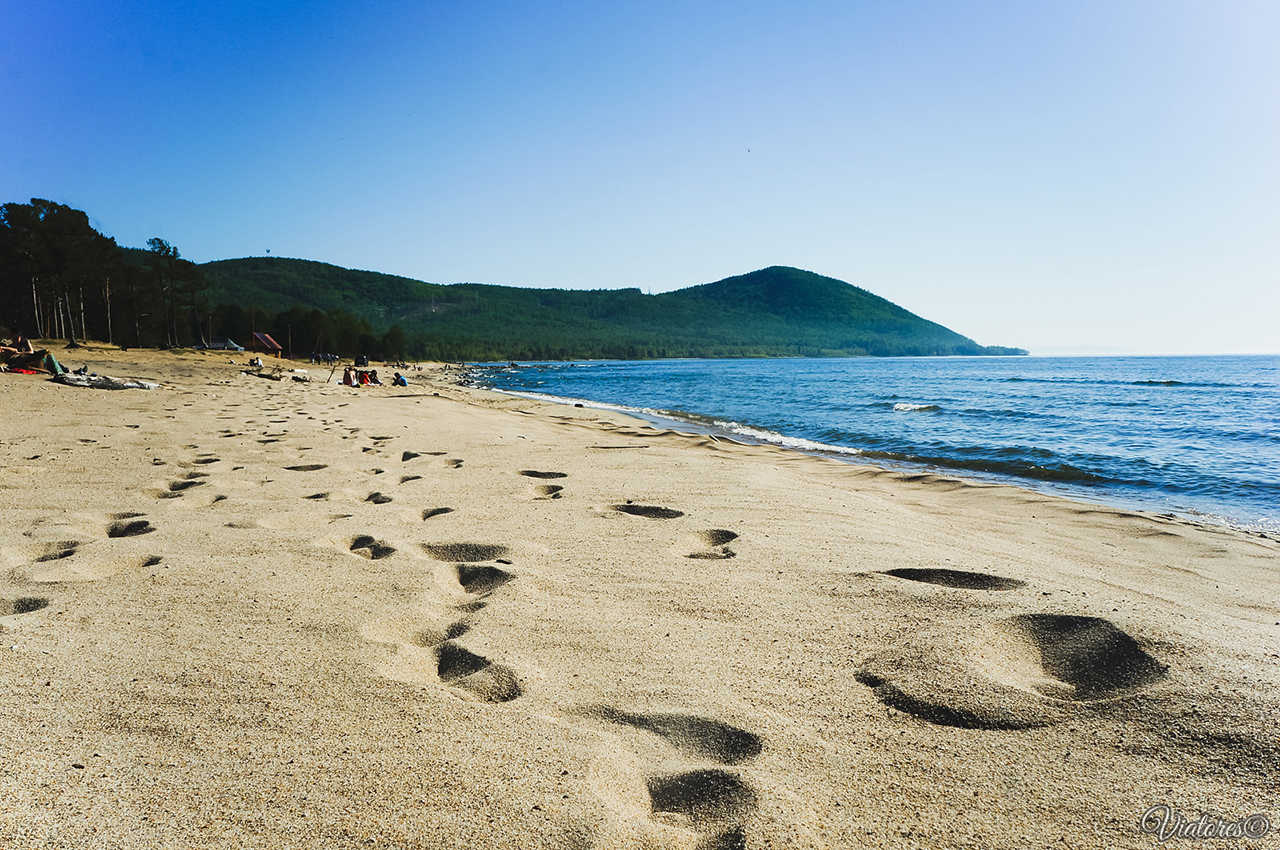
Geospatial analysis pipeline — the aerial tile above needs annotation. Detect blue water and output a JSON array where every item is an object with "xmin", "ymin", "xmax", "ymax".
[{"xmin": 470, "ymin": 356, "xmax": 1280, "ymax": 533}]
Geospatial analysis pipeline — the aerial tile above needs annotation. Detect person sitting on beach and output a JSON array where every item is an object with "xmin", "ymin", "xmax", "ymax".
[
  {"xmin": 368, "ymin": 370, "xmax": 383, "ymax": 386},
  {"xmin": 342, "ymin": 366, "xmax": 355, "ymax": 387},
  {"xmin": 392, "ymin": 372, "xmax": 408, "ymax": 387}
]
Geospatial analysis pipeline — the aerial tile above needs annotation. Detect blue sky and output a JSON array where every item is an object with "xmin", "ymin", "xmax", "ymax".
[{"xmin": 3, "ymin": 0, "xmax": 1277, "ymax": 354}]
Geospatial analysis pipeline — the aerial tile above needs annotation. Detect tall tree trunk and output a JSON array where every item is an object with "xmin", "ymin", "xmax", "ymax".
[
  {"xmin": 31, "ymin": 277, "xmax": 42, "ymax": 337},
  {"xmin": 62, "ymin": 285, "xmax": 78, "ymax": 345},
  {"xmin": 104, "ymin": 276, "xmax": 113, "ymax": 345},
  {"xmin": 78, "ymin": 285, "xmax": 87, "ymax": 342}
]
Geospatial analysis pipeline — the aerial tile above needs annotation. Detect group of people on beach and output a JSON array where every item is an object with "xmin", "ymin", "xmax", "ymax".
[{"xmin": 341, "ymin": 366, "xmax": 408, "ymax": 387}]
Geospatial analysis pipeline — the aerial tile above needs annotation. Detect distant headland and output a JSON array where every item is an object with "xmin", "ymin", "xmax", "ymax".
[{"xmin": 1, "ymin": 198, "xmax": 1026, "ymax": 360}]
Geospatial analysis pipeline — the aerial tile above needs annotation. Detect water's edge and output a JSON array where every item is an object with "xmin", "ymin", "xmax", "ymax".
[{"xmin": 468, "ymin": 379, "xmax": 1277, "ymax": 542}]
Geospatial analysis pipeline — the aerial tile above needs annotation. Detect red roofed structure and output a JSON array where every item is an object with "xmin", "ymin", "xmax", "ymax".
[{"xmin": 250, "ymin": 332, "xmax": 283, "ymax": 356}]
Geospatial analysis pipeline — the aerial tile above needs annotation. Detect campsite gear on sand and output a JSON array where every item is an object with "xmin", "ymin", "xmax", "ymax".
[{"xmin": 55, "ymin": 373, "xmax": 158, "ymax": 390}]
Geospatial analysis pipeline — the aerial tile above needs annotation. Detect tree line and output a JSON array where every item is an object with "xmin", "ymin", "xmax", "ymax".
[{"xmin": 0, "ymin": 198, "xmax": 410, "ymax": 358}]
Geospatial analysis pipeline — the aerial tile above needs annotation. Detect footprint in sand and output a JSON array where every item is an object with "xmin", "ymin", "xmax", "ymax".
[
  {"xmin": 422, "ymin": 507, "xmax": 454, "ymax": 520},
  {"xmin": 0, "ymin": 597, "xmax": 50, "ymax": 616},
  {"xmin": 349, "ymin": 535, "xmax": 396, "ymax": 560},
  {"xmin": 410, "ymin": 621, "xmax": 470, "ymax": 646},
  {"xmin": 584, "ymin": 706, "xmax": 762, "ymax": 846},
  {"xmin": 880, "ymin": 567, "xmax": 1026, "ymax": 591},
  {"xmin": 392, "ymin": 584, "xmax": 520, "ymax": 702},
  {"xmin": 855, "ymin": 613, "xmax": 1168, "ymax": 730},
  {"xmin": 647, "ymin": 770, "xmax": 757, "ymax": 833},
  {"xmin": 445, "ymin": 458, "xmax": 464, "ymax": 469},
  {"xmin": 162, "ymin": 475, "xmax": 208, "ymax": 497},
  {"xmin": 687, "ymin": 529, "xmax": 738, "ymax": 560},
  {"xmin": 399, "ymin": 474, "xmax": 423, "ymax": 484},
  {"xmin": 452, "ymin": 564, "xmax": 514, "ymax": 595},
  {"xmin": 285, "ymin": 464, "xmax": 327, "ymax": 472},
  {"xmin": 433, "ymin": 641, "xmax": 523, "ymax": 703},
  {"xmin": 401, "ymin": 451, "xmax": 420, "ymax": 461},
  {"xmin": 366, "ymin": 492, "xmax": 393, "ymax": 504},
  {"xmin": 35, "ymin": 541, "xmax": 80, "ymax": 562},
  {"xmin": 107, "ymin": 515, "xmax": 155, "ymax": 538},
  {"xmin": 533, "ymin": 484, "xmax": 563, "ymax": 500},
  {"xmin": 612, "ymin": 503, "xmax": 684, "ymax": 520},
  {"xmin": 520, "ymin": 470, "xmax": 567, "ymax": 480},
  {"xmin": 586, "ymin": 707, "xmax": 762, "ymax": 764}
]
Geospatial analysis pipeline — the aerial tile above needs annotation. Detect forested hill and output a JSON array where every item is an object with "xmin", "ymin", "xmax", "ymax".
[{"xmin": 200, "ymin": 259, "xmax": 1026, "ymax": 360}]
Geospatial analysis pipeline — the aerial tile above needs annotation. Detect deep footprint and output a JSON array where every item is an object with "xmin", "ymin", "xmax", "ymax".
[
  {"xmin": 35, "ymin": 541, "xmax": 79, "ymax": 562},
  {"xmin": 697, "ymin": 530, "xmax": 739, "ymax": 547},
  {"xmin": 883, "ymin": 568, "xmax": 1026, "ymax": 591},
  {"xmin": 422, "ymin": 507, "xmax": 454, "ymax": 520},
  {"xmin": 349, "ymin": 535, "xmax": 396, "ymax": 560},
  {"xmin": 534, "ymin": 485, "xmax": 563, "ymax": 499},
  {"xmin": 588, "ymin": 707, "xmax": 762, "ymax": 764},
  {"xmin": 612, "ymin": 504, "xmax": 684, "ymax": 519},
  {"xmin": 454, "ymin": 564, "xmax": 514, "ymax": 595},
  {"xmin": 0, "ymin": 597, "xmax": 50, "ymax": 615},
  {"xmin": 520, "ymin": 470, "xmax": 567, "ymax": 479},
  {"xmin": 411, "ymin": 622, "xmax": 470, "ymax": 646},
  {"xmin": 108, "ymin": 518, "xmax": 155, "ymax": 537},
  {"xmin": 1008, "ymin": 613, "xmax": 1167, "ymax": 699},
  {"xmin": 688, "ymin": 549, "xmax": 736, "ymax": 560},
  {"xmin": 696, "ymin": 827, "xmax": 747, "ymax": 850},
  {"xmin": 434, "ymin": 642, "xmax": 522, "ymax": 703},
  {"xmin": 646, "ymin": 769, "xmax": 757, "ymax": 822},
  {"xmin": 285, "ymin": 464, "xmax": 328, "ymax": 472},
  {"xmin": 366, "ymin": 492, "xmax": 392, "ymax": 504}
]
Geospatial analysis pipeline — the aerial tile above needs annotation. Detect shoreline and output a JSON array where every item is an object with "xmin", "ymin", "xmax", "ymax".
[
  {"xmin": 470, "ymin": 376, "xmax": 1280, "ymax": 542},
  {"xmin": 2, "ymin": 345, "xmax": 1277, "ymax": 849}
]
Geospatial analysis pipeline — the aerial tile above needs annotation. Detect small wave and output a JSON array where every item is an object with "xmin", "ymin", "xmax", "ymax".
[
  {"xmin": 709, "ymin": 420, "xmax": 865, "ymax": 455},
  {"xmin": 892, "ymin": 402, "xmax": 941, "ymax": 412},
  {"xmin": 856, "ymin": 449, "xmax": 1118, "ymax": 485},
  {"xmin": 1000, "ymin": 376, "xmax": 1254, "ymax": 389}
]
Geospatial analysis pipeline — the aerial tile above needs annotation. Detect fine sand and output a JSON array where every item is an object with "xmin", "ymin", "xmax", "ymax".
[{"xmin": 1, "ymin": 346, "xmax": 1277, "ymax": 849}]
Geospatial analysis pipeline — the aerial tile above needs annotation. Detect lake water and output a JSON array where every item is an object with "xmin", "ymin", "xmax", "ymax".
[{"xmin": 469, "ymin": 355, "xmax": 1280, "ymax": 534}]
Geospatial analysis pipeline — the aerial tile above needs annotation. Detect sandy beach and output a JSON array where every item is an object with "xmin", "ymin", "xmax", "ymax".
[{"xmin": 1, "ymin": 345, "xmax": 1276, "ymax": 849}]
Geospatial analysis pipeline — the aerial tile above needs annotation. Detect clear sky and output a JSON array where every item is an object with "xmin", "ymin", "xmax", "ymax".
[{"xmin": 3, "ymin": 0, "xmax": 1277, "ymax": 354}]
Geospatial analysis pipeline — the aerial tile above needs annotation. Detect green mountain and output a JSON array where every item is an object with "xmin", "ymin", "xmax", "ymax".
[{"xmin": 199, "ymin": 258, "xmax": 1026, "ymax": 360}]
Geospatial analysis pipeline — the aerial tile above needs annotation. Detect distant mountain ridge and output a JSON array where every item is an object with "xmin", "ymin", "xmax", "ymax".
[{"xmin": 199, "ymin": 259, "xmax": 1027, "ymax": 360}]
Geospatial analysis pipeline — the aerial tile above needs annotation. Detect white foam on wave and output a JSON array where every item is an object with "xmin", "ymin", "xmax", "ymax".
[
  {"xmin": 489, "ymin": 389, "xmax": 671, "ymax": 418},
  {"xmin": 488, "ymin": 388, "xmax": 864, "ymax": 456},
  {"xmin": 893, "ymin": 402, "xmax": 941, "ymax": 412},
  {"xmin": 710, "ymin": 420, "xmax": 865, "ymax": 455}
]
